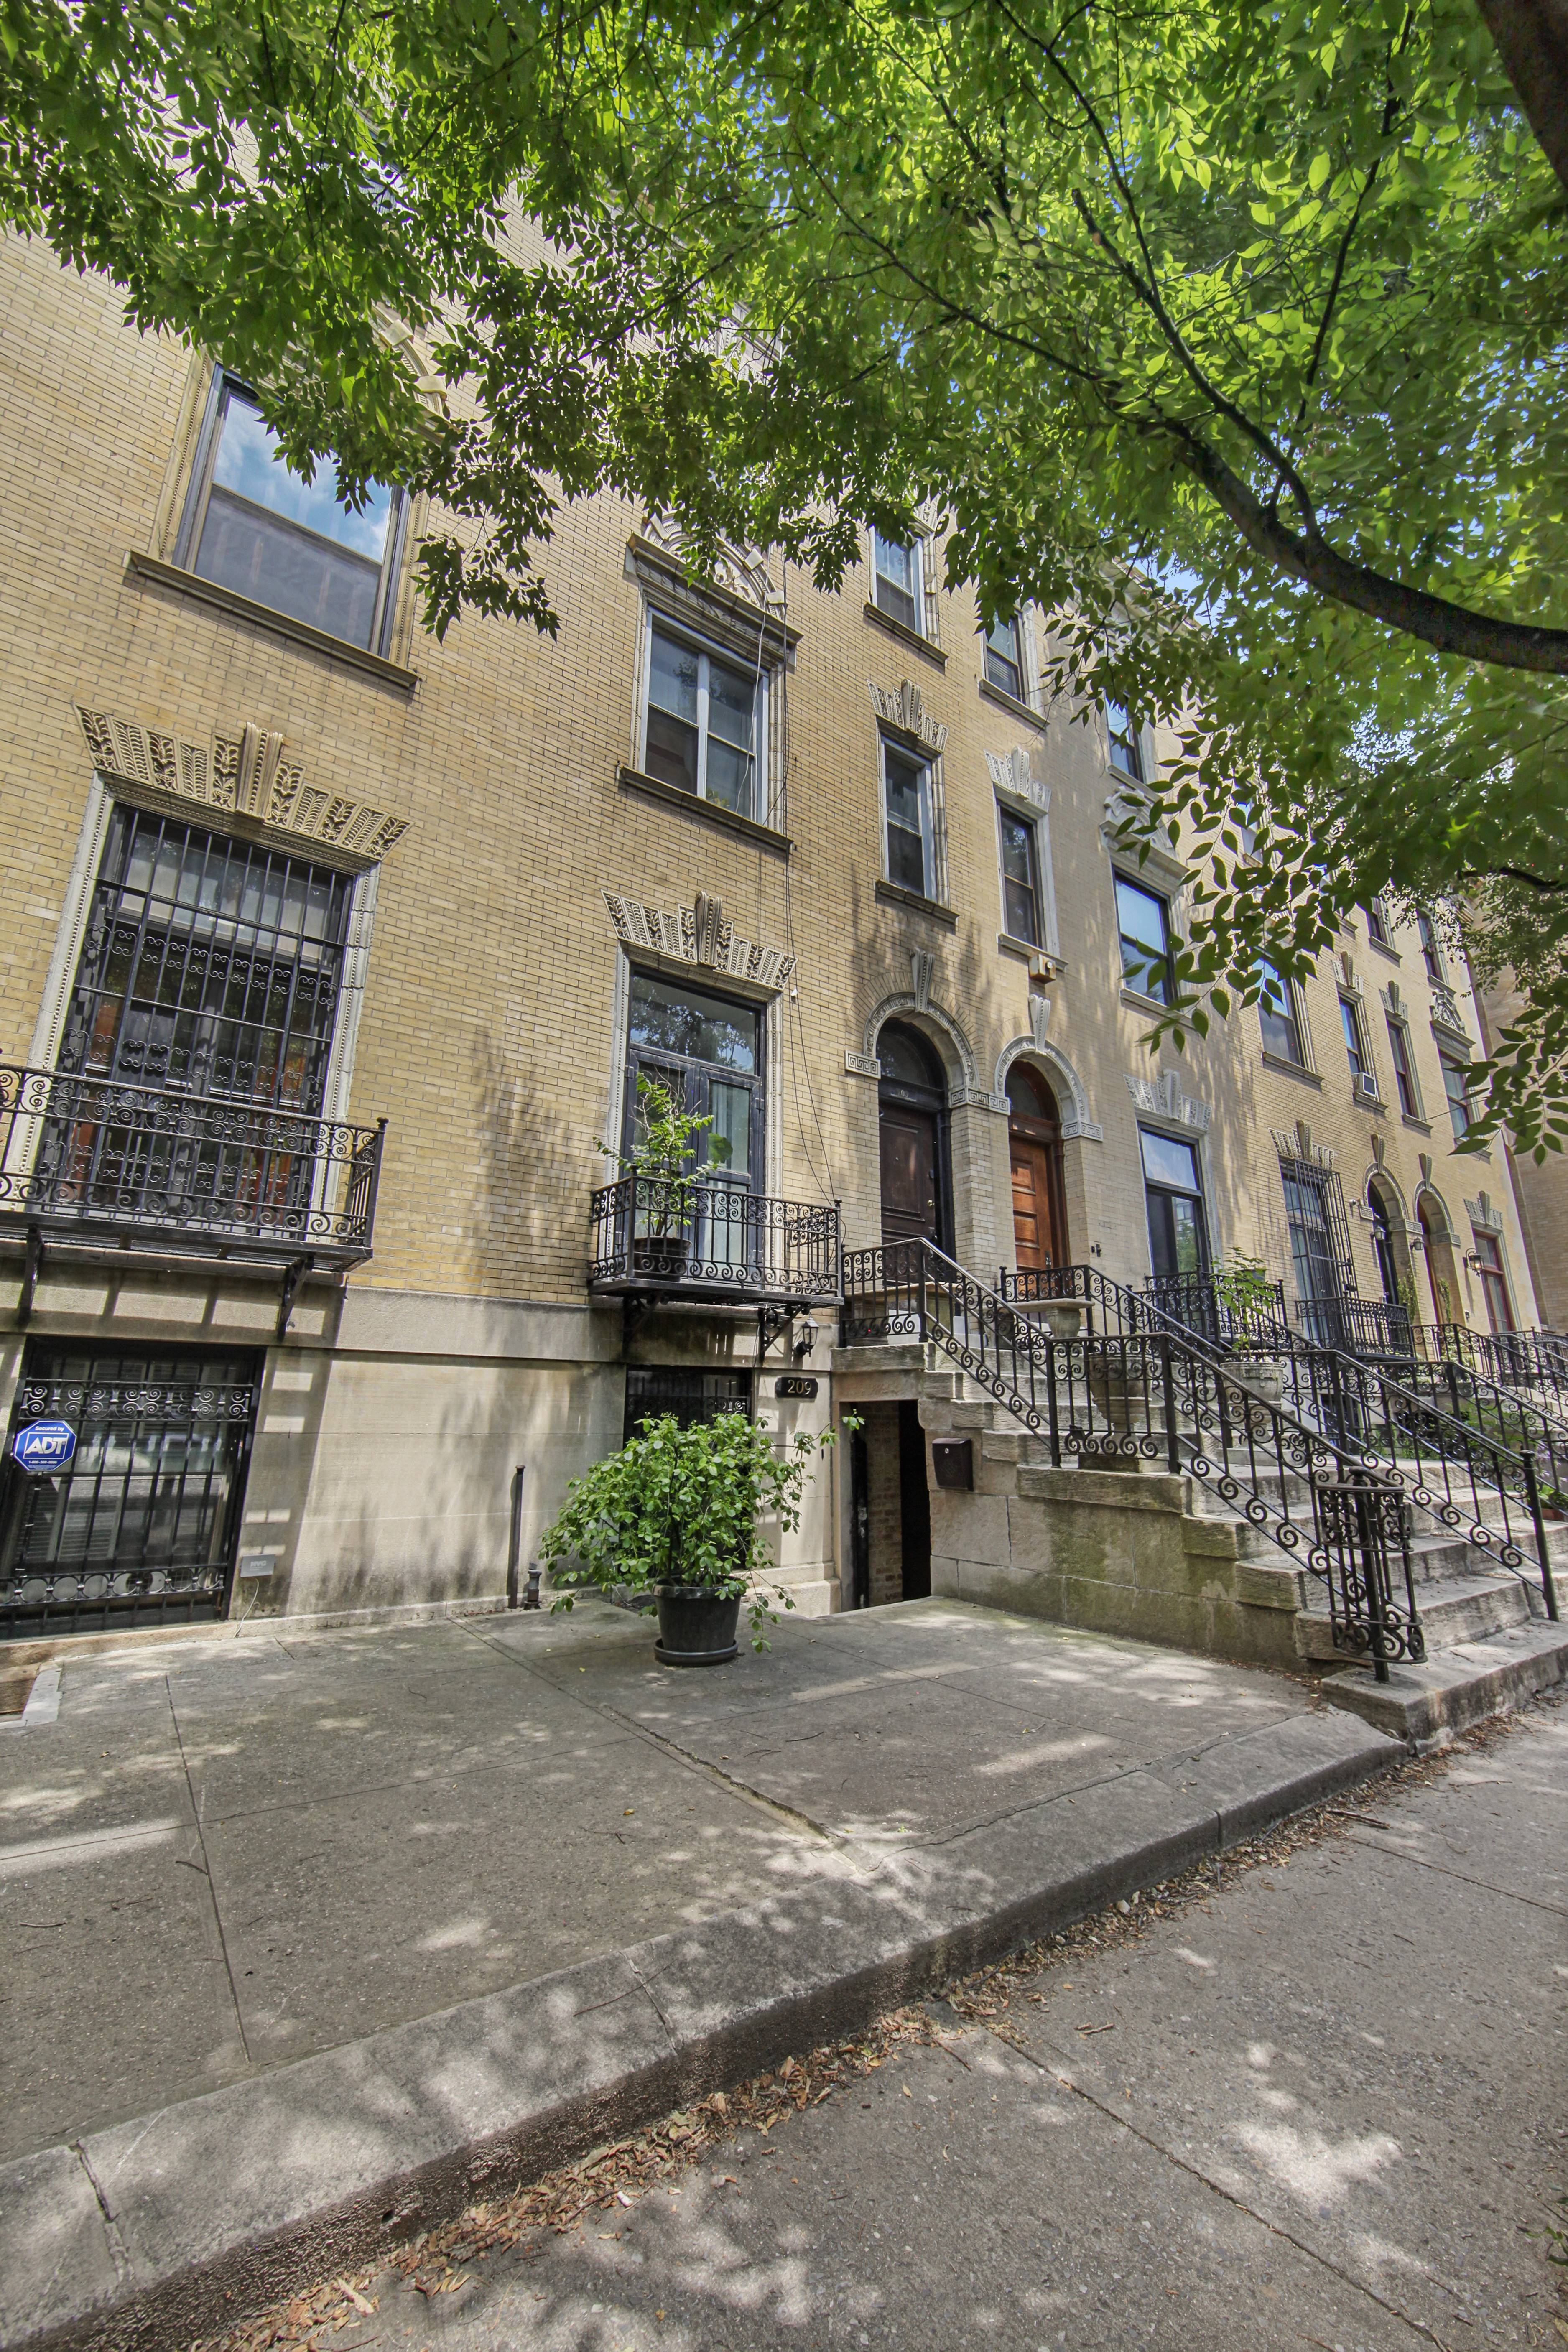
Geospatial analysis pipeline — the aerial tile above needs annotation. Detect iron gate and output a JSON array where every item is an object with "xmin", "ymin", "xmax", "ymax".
[{"xmin": 0, "ymin": 1343, "xmax": 261, "ymax": 1638}]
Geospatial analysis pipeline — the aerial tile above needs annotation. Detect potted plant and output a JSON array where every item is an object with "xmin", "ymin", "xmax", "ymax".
[
  {"xmin": 540, "ymin": 1407, "xmax": 845, "ymax": 1663},
  {"xmin": 599, "ymin": 1074, "xmax": 727, "ymax": 1279}
]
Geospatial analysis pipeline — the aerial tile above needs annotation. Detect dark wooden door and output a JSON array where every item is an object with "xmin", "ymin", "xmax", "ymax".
[{"xmin": 879, "ymin": 1102, "xmax": 939, "ymax": 1249}]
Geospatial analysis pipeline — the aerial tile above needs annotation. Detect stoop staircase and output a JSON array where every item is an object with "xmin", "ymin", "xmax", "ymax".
[{"xmin": 839, "ymin": 1244, "xmax": 1568, "ymax": 1744}]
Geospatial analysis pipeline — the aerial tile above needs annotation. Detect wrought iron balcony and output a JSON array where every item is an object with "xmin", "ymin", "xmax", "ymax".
[
  {"xmin": 587, "ymin": 1175, "xmax": 841, "ymax": 1304},
  {"xmin": 0, "ymin": 1063, "xmax": 385, "ymax": 1271}
]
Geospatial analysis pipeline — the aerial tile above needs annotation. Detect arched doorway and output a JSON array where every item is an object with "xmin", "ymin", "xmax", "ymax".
[
  {"xmin": 1418, "ymin": 1195, "xmax": 1461, "ymax": 1331},
  {"xmin": 877, "ymin": 1022, "xmax": 950, "ymax": 1252},
  {"xmin": 1368, "ymin": 1178, "xmax": 1412, "ymax": 1350},
  {"xmin": 1007, "ymin": 1064, "xmax": 1068, "ymax": 1272}
]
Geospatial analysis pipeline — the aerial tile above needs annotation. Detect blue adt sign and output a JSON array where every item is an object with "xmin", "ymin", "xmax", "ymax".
[{"xmin": 12, "ymin": 1419, "xmax": 77, "ymax": 1475}]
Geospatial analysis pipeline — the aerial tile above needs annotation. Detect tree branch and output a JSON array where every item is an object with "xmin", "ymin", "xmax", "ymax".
[{"xmin": 1475, "ymin": 0, "xmax": 1568, "ymax": 200}]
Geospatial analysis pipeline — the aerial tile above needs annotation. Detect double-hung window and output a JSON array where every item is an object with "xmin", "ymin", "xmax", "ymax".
[
  {"xmin": 1417, "ymin": 910, "xmax": 1444, "ymax": 984},
  {"xmin": 1340, "ymin": 997, "xmax": 1370, "ymax": 1088},
  {"xmin": 983, "ymin": 614, "xmax": 1024, "ymax": 699},
  {"xmin": 1386, "ymin": 1017, "xmax": 1420, "ymax": 1117},
  {"xmin": 1439, "ymin": 1049, "xmax": 1473, "ymax": 1142},
  {"xmin": 1105, "ymin": 700, "xmax": 1144, "ymax": 783},
  {"xmin": 998, "ymin": 805, "xmax": 1041, "ymax": 945},
  {"xmin": 883, "ymin": 742, "xmax": 936, "ymax": 896},
  {"xmin": 183, "ymin": 375, "xmax": 404, "ymax": 653},
  {"xmin": 1364, "ymin": 897, "xmax": 1390, "ymax": 946},
  {"xmin": 872, "ymin": 530, "xmax": 924, "ymax": 635},
  {"xmin": 1258, "ymin": 958, "xmax": 1306, "ymax": 1065},
  {"xmin": 643, "ymin": 625, "xmax": 761, "ymax": 820},
  {"xmin": 1115, "ymin": 875, "xmax": 1175, "ymax": 1004}
]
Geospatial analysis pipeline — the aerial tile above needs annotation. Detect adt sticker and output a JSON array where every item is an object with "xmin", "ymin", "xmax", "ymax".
[{"xmin": 11, "ymin": 1419, "xmax": 77, "ymax": 1475}]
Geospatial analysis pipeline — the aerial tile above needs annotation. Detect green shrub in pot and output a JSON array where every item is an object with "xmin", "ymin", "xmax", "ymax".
[{"xmin": 539, "ymin": 1408, "xmax": 846, "ymax": 1651}]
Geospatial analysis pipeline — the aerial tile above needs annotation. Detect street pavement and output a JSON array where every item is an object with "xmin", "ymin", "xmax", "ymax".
[
  {"xmin": 259, "ymin": 1692, "xmax": 1568, "ymax": 2352},
  {"xmin": 0, "ymin": 1597, "xmax": 1343, "ymax": 2164}
]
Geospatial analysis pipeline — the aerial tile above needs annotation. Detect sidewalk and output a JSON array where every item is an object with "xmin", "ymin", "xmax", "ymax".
[{"xmin": 0, "ymin": 1598, "xmax": 1400, "ymax": 2347}]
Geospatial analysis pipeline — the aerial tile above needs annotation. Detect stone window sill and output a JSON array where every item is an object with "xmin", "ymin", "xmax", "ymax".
[
  {"xmin": 1261, "ymin": 1051, "xmax": 1323, "ymax": 1088},
  {"xmin": 1119, "ymin": 985, "xmax": 1174, "ymax": 1019},
  {"xmin": 1365, "ymin": 936, "xmax": 1402, "ymax": 963},
  {"xmin": 998, "ymin": 932, "xmax": 1064, "ymax": 973},
  {"xmin": 125, "ymin": 552, "xmax": 419, "ymax": 691},
  {"xmin": 1400, "ymin": 1111, "xmax": 1433, "ymax": 1135},
  {"xmin": 979, "ymin": 678, "xmax": 1046, "ymax": 732},
  {"xmin": 617, "ymin": 766, "xmax": 792, "ymax": 854},
  {"xmin": 876, "ymin": 877, "xmax": 959, "ymax": 928},
  {"xmin": 864, "ymin": 601, "xmax": 946, "ymax": 670}
]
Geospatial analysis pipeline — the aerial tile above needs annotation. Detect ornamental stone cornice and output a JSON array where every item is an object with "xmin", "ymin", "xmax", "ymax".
[
  {"xmin": 603, "ymin": 887, "xmax": 795, "ymax": 991},
  {"xmin": 74, "ymin": 705, "xmax": 409, "ymax": 863}
]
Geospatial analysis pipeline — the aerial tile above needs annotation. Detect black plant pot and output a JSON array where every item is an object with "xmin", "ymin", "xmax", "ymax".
[
  {"xmin": 634, "ymin": 1233, "xmax": 687, "ymax": 1280},
  {"xmin": 654, "ymin": 1585, "xmax": 742, "ymax": 1667}
]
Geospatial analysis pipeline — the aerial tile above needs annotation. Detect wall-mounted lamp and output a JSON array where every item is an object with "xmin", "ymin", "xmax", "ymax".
[{"xmin": 793, "ymin": 1316, "xmax": 819, "ymax": 1359}]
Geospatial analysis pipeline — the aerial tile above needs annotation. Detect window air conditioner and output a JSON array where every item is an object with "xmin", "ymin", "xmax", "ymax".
[{"xmin": 1354, "ymin": 1074, "xmax": 1381, "ymax": 1104}]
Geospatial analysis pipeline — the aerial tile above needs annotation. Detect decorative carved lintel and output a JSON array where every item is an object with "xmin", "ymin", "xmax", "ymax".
[
  {"xmin": 870, "ymin": 678, "xmax": 947, "ymax": 752},
  {"xmin": 74, "ymin": 705, "xmax": 408, "ymax": 862},
  {"xmin": 1127, "ymin": 1069, "xmax": 1210, "ymax": 1132},
  {"xmin": 604, "ymin": 889, "xmax": 795, "ymax": 991}
]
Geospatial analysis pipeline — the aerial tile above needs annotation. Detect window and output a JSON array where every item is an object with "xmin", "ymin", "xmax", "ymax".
[
  {"xmin": 883, "ymin": 741, "xmax": 936, "ymax": 896},
  {"xmin": 983, "ymin": 614, "xmax": 1024, "ymax": 700},
  {"xmin": 1386, "ymin": 1017, "xmax": 1419, "ymax": 1117},
  {"xmin": 624, "ymin": 1367, "xmax": 752, "ymax": 1444},
  {"xmin": 1439, "ymin": 1050, "xmax": 1473, "ymax": 1142},
  {"xmin": 1339, "ymin": 997, "xmax": 1370, "ymax": 1088},
  {"xmin": 1115, "ymin": 875, "xmax": 1174, "ymax": 1004},
  {"xmin": 1281, "ymin": 1160, "xmax": 1354, "ymax": 1343},
  {"xmin": 1141, "ymin": 1129, "xmax": 1208, "ymax": 1282},
  {"xmin": 997, "ymin": 805, "xmax": 1041, "ymax": 945},
  {"xmin": 185, "ymin": 376, "xmax": 403, "ymax": 652},
  {"xmin": 1364, "ymin": 897, "xmax": 1389, "ymax": 946},
  {"xmin": 623, "ymin": 973, "xmax": 764, "ymax": 1272},
  {"xmin": 872, "ymin": 530, "xmax": 924, "ymax": 635},
  {"xmin": 1257, "ymin": 958, "xmax": 1305, "ymax": 1065},
  {"xmin": 1471, "ymin": 1232, "xmax": 1515, "ymax": 1335},
  {"xmin": 643, "ymin": 624, "xmax": 761, "ymax": 818},
  {"xmin": 1105, "ymin": 700, "xmax": 1144, "ymax": 783},
  {"xmin": 1416, "ymin": 910, "xmax": 1444, "ymax": 984},
  {"xmin": 60, "ymin": 807, "xmax": 351, "ymax": 1109}
]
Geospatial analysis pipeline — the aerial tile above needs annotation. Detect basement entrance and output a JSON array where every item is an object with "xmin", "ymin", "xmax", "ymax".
[
  {"xmin": 0, "ymin": 1342, "xmax": 262, "ymax": 1639},
  {"xmin": 851, "ymin": 1399, "xmax": 931, "ymax": 1605}
]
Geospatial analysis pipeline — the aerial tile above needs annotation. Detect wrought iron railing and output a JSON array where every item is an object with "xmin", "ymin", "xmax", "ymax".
[
  {"xmin": 1423, "ymin": 1322, "xmax": 1568, "ymax": 1403},
  {"xmin": 588, "ymin": 1175, "xmax": 841, "ymax": 1301},
  {"xmin": 1292, "ymin": 1293, "xmax": 1415, "ymax": 1356},
  {"xmin": 0, "ymin": 1064, "xmax": 384, "ymax": 1257},
  {"xmin": 1144, "ymin": 1269, "xmax": 1290, "ymax": 1350},
  {"xmin": 847, "ymin": 1241, "xmax": 1425, "ymax": 1672}
]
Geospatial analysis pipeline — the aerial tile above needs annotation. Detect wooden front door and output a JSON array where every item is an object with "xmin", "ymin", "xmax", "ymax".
[
  {"xmin": 1010, "ymin": 1137, "xmax": 1057, "ymax": 1271},
  {"xmin": 879, "ymin": 1101, "xmax": 940, "ymax": 1249}
]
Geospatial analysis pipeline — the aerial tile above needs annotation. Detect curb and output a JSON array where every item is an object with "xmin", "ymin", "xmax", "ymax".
[{"xmin": 1, "ymin": 1707, "xmax": 1397, "ymax": 2352}]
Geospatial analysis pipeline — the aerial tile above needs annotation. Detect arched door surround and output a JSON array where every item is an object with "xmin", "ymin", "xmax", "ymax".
[
  {"xmin": 877, "ymin": 1021, "xmax": 951, "ymax": 1254},
  {"xmin": 1007, "ymin": 1063, "xmax": 1068, "ymax": 1272}
]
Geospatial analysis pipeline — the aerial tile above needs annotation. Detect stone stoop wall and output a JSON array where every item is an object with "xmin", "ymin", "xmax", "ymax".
[{"xmin": 923, "ymin": 1399, "xmax": 1307, "ymax": 1669}]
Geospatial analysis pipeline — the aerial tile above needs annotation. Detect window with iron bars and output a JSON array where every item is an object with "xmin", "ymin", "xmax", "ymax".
[{"xmin": 59, "ymin": 807, "xmax": 353, "ymax": 1111}]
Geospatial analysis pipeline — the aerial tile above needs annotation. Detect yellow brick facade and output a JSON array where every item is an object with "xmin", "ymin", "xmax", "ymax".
[{"xmin": 0, "ymin": 234, "xmax": 1545, "ymax": 1628}]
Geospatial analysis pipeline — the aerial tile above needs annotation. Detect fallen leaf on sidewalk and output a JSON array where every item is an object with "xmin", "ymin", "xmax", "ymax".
[{"xmin": 332, "ymin": 2283, "xmax": 375, "ymax": 2316}]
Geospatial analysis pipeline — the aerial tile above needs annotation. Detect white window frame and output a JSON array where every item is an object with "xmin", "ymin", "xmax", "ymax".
[
  {"xmin": 1257, "ymin": 957, "xmax": 1314, "ymax": 1070},
  {"xmin": 638, "ymin": 612, "xmax": 769, "ymax": 823},
  {"xmin": 996, "ymin": 793, "xmax": 1060, "ymax": 956},
  {"xmin": 1104, "ymin": 698, "xmax": 1149, "ymax": 785},
  {"xmin": 1114, "ymin": 868, "xmax": 1177, "ymax": 1006},
  {"xmin": 881, "ymin": 736, "xmax": 938, "ymax": 898},
  {"xmin": 1384, "ymin": 1012, "xmax": 1424, "ymax": 1120},
  {"xmin": 871, "ymin": 528, "xmax": 928, "ymax": 639},
  {"xmin": 982, "ymin": 612, "xmax": 1026, "ymax": 701},
  {"xmin": 174, "ymin": 368, "xmax": 408, "ymax": 658}
]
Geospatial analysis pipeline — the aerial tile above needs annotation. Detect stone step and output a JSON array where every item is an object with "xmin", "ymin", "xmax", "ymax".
[
  {"xmin": 1294, "ymin": 1573, "xmax": 1532, "ymax": 1662},
  {"xmin": 1319, "ymin": 1617, "xmax": 1568, "ymax": 1746}
]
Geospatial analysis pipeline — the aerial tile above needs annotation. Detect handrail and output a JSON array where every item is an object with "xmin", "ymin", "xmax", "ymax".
[
  {"xmin": 844, "ymin": 1239, "xmax": 1428, "ymax": 1668},
  {"xmin": 1005, "ymin": 1265, "xmax": 1558, "ymax": 1618}
]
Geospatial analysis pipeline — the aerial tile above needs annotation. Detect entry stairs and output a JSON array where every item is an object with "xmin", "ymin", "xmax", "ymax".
[{"xmin": 835, "ymin": 1335, "xmax": 1568, "ymax": 1746}]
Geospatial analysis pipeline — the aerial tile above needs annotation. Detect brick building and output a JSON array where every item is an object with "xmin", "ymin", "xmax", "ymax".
[{"xmin": 0, "ymin": 234, "xmax": 1544, "ymax": 1639}]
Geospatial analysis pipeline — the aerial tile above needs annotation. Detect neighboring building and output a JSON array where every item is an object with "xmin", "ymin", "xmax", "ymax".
[
  {"xmin": 1474, "ymin": 971, "xmax": 1568, "ymax": 1331},
  {"xmin": 0, "ymin": 236, "xmax": 1543, "ymax": 1640}
]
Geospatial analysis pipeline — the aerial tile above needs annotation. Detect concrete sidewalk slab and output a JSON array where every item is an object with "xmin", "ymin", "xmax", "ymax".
[{"xmin": 0, "ymin": 1601, "xmax": 1400, "ymax": 2351}]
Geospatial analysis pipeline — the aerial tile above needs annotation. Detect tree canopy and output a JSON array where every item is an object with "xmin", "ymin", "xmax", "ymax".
[{"xmin": 2, "ymin": 0, "xmax": 1564, "ymax": 1148}]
